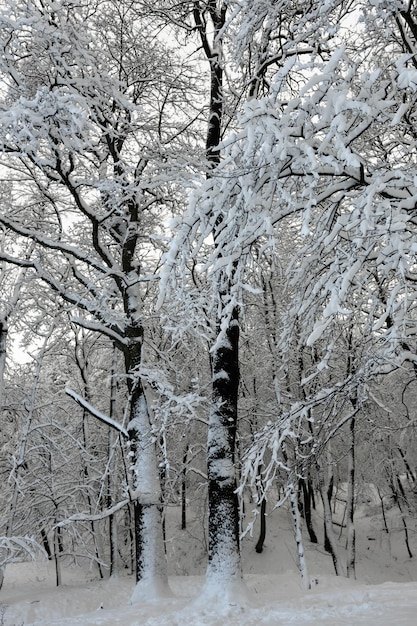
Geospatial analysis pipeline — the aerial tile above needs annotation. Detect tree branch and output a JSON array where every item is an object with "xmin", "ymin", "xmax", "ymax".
[{"xmin": 65, "ymin": 387, "xmax": 129, "ymax": 437}]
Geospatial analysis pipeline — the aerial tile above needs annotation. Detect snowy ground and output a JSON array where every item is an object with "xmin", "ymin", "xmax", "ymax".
[{"xmin": 2, "ymin": 495, "xmax": 417, "ymax": 625}]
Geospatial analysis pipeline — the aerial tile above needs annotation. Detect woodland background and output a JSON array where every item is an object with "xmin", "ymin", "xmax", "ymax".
[{"xmin": 1, "ymin": 0, "xmax": 417, "ymax": 608}]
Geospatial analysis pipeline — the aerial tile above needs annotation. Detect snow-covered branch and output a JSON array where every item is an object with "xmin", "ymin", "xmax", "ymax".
[
  {"xmin": 56, "ymin": 499, "xmax": 130, "ymax": 527},
  {"xmin": 65, "ymin": 388, "xmax": 129, "ymax": 438},
  {"xmin": 70, "ymin": 317, "xmax": 127, "ymax": 346}
]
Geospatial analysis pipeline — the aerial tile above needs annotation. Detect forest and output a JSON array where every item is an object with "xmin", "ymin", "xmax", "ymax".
[{"xmin": 1, "ymin": 0, "xmax": 417, "ymax": 621}]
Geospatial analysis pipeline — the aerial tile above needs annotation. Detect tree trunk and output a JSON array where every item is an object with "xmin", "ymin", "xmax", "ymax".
[
  {"xmin": 205, "ymin": 304, "xmax": 242, "ymax": 589},
  {"xmin": 195, "ymin": 0, "xmax": 243, "ymax": 596},
  {"xmin": 125, "ymin": 504, "xmax": 135, "ymax": 576},
  {"xmin": 0, "ymin": 322, "xmax": 7, "ymax": 592},
  {"xmin": 255, "ymin": 498, "xmax": 267, "ymax": 553},
  {"xmin": 389, "ymin": 475, "xmax": 413, "ymax": 559},
  {"xmin": 181, "ymin": 445, "xmax": 188, "ymax": 531},
  {"xmin": 289, "ymin": 485, "xmax": 310, "ymax": 590},
  {"xmin": 40, "ymin": 528, "xmax": 52, "ymax": 560},
  {"xmin": 0, "ymin": 263, "xmax": 30, "ymax": 411},
  {"xmin": 0, "ymin": 321, "xmax": 6, "ymax": 411},
  {"xmin": 74, "ymin": 328, "xmax": 104, "ymax": 578},
  {"xmin": 81, "ymin": 412, "xmax": 104, "ymax": 579},
  {"xmin": 397, "ymin": 446, "xmax": 416, "ymax": 485},
  {"xmin": 128, "ymin": 386, "xmax": 169, "ymax": 602},
  {"xmin": 318, "ymin": 462, "xmax": 342, "ymax": 576},
  {"xmin": 301, "ymin": 478, "xmax": 318, "ymax": 544},
  {"xmin": 108, "ymin": 345, "xmax": 118, "ymax": 577},
  {"xmin": 122, "ymin": 268, "xmax": 168, "ymax": 600},
  {"xmin": 346, "ymin": 418, "xmax": 356, "ymax": 578},
  {"xmin": 54, "ymin": 525, "xmax": 62, "ymax": 587},
  {"xmin": 376, "ymin": 485, "xmax": 389, "ymax": 533}
]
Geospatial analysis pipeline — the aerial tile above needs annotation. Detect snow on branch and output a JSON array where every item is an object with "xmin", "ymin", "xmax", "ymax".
[
  {"xmin": 65, "ymin": 388, "xmax": 128, "ymax": 438},
  {"xmin": 238, "ymin": 373, "xmax": 367, "ymax": 504},
  {"xmin": 70, "ymin": 316, "xmax": 127, "ymax": 346},
  {"xmin": 56, "ymin": 499, "xmax": 130, "ymax": 527},
  {"xmin": 0, "ymin": 213, "xmax": 118, "ymax": 277},
  {"xmin": 0, "ymin": 252, "xmax": 119, "ymax": 326},
  {"xmin": 0, "ymin": 536, "xmax": 46, "ymax": 565}
]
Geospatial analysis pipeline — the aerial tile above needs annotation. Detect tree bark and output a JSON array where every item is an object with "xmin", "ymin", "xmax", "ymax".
[
  {"xmin": 301, "ymin": 478, "xmax": 318, "ymax": 544},
  {"xmin": 289, "ymin": 485, "xmax": 310, "ymax": 590},
  {"xmin": 389, "ymin": 475, "xmax": 413, "ymax": 559},
  {"xmin": 346, "ymin": 418, "xmax": 356, "ymax": 578},
  {"xmin": 0, "ymin": 322, "xmax": 6, "ymax": 589},
  {"xmin": 108, "ymin": 344, "xmax": 118, "ymax": 577},
  {"xmin": 54, "ymin": 525, "xmax": 63, "ymax": 587},
  {"xmin": 206, "ymin": 303, "xmax": 242, "ymax": 585},
  {"xmin": 181, "ymin": 445, "xmax": 188, "ymax": 530},
  {"xmin": 255, "ymin": 498, "xmax": 267, "ymax": 554},
  {"xmin": 128, "ymin": 393, "xmax": 168, "ymax": 600},
  {"xmin": 318, "ymin": 462, "xmax": 342, "ymax": 576},
  {"xmin": 0, "ymin": 321, "xmax": 6, "ymax": 411},
  {"xmin": 125, "ymin": 331, "xmax": 168, "ymax": 601},
  {"xmin": 195, "ymin": 0, "xmax": 243, "ymax": 592}
]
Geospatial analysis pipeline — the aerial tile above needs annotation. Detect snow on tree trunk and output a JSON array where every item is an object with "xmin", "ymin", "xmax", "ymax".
[
  {"xmin": 193, "ymin": 0, "xmax": 244, "ymax": 598},
  {"xmin": 201, "ymin": 304, "xmax": 244, "ymax": 599},
  {"xmin": 289, "ymin": 485, "xmax": 310, "ymax": 590},
  {"xmin": 128, "ymin": 386, "xmax": 169, "ymax": 603}
]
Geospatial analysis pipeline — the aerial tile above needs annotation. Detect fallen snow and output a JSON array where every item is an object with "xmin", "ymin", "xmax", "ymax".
[
  {"xmin": 1, "ymin": 499, "xmax": 417, "ymax": 625},
  {"xmin": 2, "ymin": 565, "xmax": 417, "ymax": 626}
]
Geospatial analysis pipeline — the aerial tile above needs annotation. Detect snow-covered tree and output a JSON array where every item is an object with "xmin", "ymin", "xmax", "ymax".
[
  {"xmin": 0, "ymin": 0, "xmax": 203, "ymax": 599},
  {"xmin": 158, "ymin": 0, "xmax": 359, "ymax": 592}
]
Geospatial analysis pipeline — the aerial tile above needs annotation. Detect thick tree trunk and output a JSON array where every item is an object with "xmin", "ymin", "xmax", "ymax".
[
  {"xmin": 204, "ymin": 304, "xmax": 242, "ymax": 591},
  {"xmin": 40, "ymin": 528, "xmax": 52, "ymax": 560},
  {"xmin": 190, "ymin": 0, "xmax": 256, "ymax": 600},
  {"xmin": 194, "ymin": 0, "xmax": 243, "ymax": 597},
  {"xmin": 128, "ymin": 386, "xmax": 169, "ymax": 602},
  {"xmin": 122, "ymin": 270, "xmax": 168, "ymax": 600}
]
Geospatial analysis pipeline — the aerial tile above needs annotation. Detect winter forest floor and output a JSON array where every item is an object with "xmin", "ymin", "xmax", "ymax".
[{"xmin": 2, "ymin": 493, "xmax": 417, "ymax": 625}]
